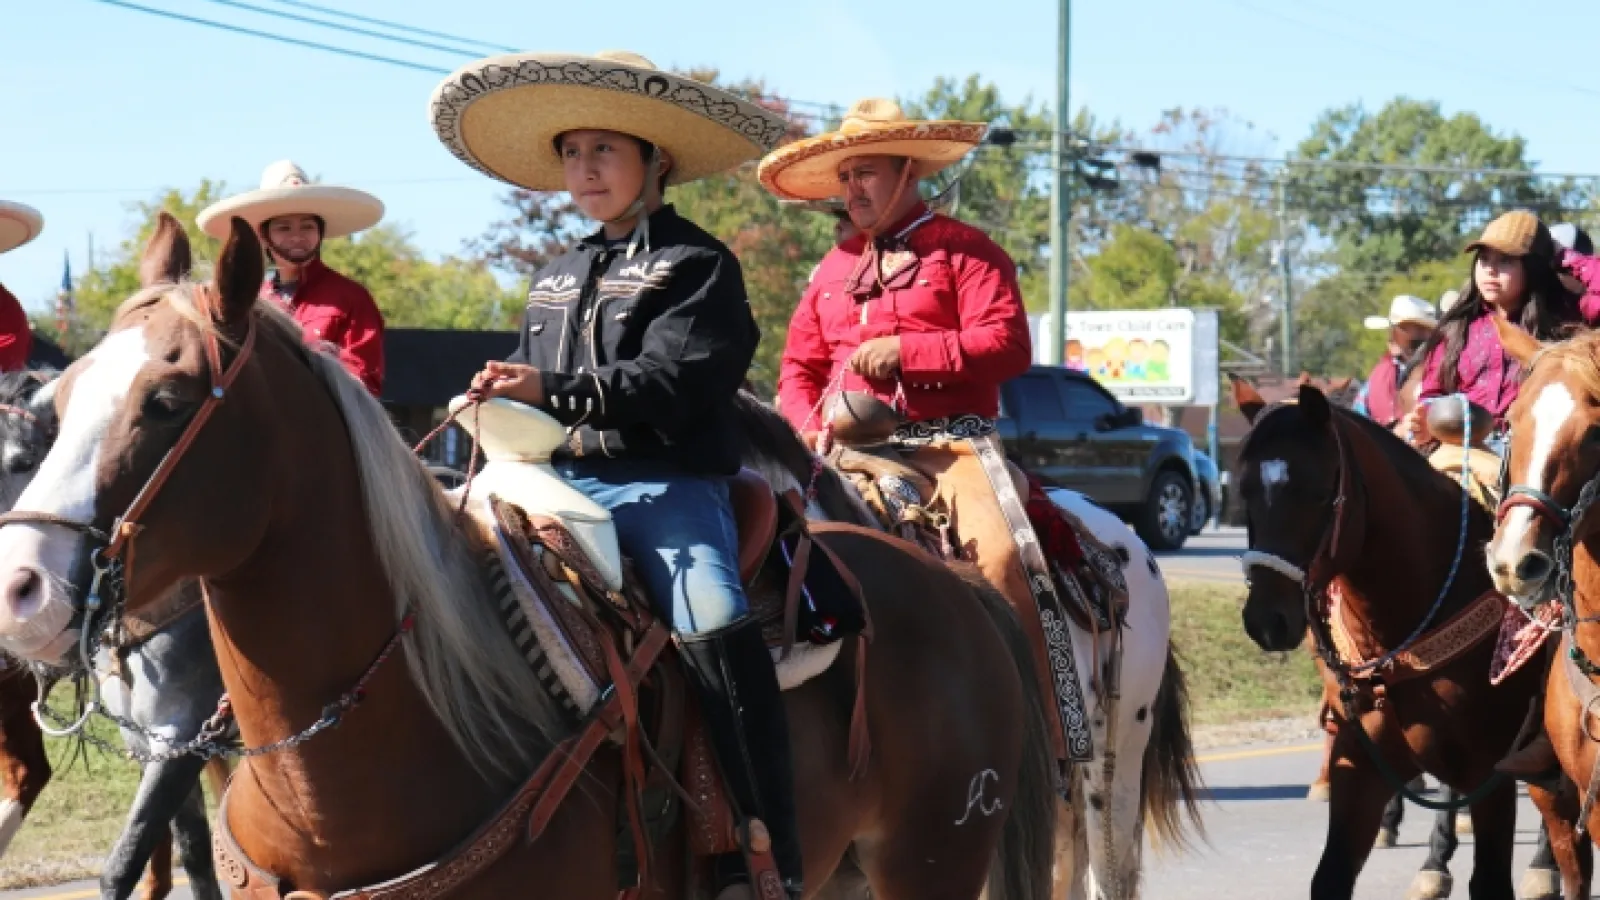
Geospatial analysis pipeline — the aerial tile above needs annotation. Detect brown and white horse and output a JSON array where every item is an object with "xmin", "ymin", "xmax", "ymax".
[
  {"xmin": 1486, "ymin": 317, "xmax": 1600, "ymax": 899},
  {"xmin": 0, "ymin": 215, "xmax": 1061, "ymax": 898}
]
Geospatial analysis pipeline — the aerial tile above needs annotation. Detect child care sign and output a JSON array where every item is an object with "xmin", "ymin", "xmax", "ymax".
[{"xmin": 1031, "ymin": 308, "xmax": 1219, "ymax": 406}]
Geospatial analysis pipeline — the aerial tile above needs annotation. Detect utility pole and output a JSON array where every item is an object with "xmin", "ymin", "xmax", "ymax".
[
  {"xmin": 1276, "ymin": 173, "xmax": 1295, "ymax": 377},
  {"xmin": 1046, "ymin": 0, "xmax": 1070, "ymax": 365}
]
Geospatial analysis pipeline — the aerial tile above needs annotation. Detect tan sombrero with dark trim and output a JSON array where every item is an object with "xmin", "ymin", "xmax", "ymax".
[
  {"xmin": 429, "ymin": 50, "xmax": 790, "ymax": 191},
  {"xmin": 0, "ymin": 202, "xmax": 43, "ymax": 255},
  {"xmin": 197, "ymin": 161, "xmax": 384, "ymax": 240},
  {"xmin": 758, "ymin": 98, "xmax": 986, "ymax": 202}
]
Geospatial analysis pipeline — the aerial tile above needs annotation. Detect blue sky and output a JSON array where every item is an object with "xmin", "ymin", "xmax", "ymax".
[{"xmin": 3, "ymin": 0, "xmax": 1599, "ymax": 310}]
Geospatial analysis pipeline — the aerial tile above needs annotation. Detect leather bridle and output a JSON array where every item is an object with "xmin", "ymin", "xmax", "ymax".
[{"xmin": 0, "ymin": 290, "xmax": 257, "ymax": 647}]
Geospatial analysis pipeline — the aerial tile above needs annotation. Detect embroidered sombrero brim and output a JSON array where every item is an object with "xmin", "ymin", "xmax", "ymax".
[
  {"xmin": 0, "ymin": 201, "xmax": 43, "ymax": 255},
  {"xmin": 197, "ymin": 186, "xmax": 384, "ymax": 240},
  {"xmin": 758, "ymin": 122, "xmax": 986, "ymax": 202},
  {"xmin": 429, "ymin": 51, "xmax": 790, "ymax": 191}
]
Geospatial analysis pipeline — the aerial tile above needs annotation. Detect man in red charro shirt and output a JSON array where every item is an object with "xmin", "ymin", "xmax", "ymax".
[
  {"xmin": 0, "ymin": 202, "xmax": 41, "ymax": 373},
  {"xmin": 762, "ymin": 100, "xmax": 1112, "ymax": 766},
  {"xmin": 198, "ymin": 161, "xmax": 386, "ymax": 395}
]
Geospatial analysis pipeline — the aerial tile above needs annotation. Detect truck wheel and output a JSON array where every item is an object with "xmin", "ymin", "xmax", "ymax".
[{"xmin": 1139, "ymin": 471, "xmax": 1191, "ymax": 551}]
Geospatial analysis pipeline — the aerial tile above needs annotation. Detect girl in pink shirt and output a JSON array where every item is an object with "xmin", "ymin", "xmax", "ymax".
[{"xmin": 1402, "ymin": 210, "xmax": 1580, "ymax": 444}]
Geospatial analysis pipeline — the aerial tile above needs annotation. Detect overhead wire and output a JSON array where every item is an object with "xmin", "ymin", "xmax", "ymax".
[
  {"xmin": 85, "ymin": 0, "xmax": 451, "ymax": 74},
  {"xmin": 195, "ymin": 0, "xmax": 486, "ymax": 58},
  {"xmin": 261, "ymin": 0, "xmax": 515, "ymax": 53}
]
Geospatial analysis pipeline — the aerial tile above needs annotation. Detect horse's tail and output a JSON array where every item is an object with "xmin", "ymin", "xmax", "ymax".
[
  {"xmin": 968, "ymin": 573, "xmax": 1057, "ymax": 900},
  {"xmin": 1142, "ymin": 641, "xmax": 1205, "ymax": 851}
]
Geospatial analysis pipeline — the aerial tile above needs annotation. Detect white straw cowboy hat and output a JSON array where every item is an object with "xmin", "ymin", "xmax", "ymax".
[
  {"xmin": 429, "ymin": 50, "xmax": 790, "ymax": 191},
  {"xmin": 0, "ymin": 202, "xmax": 43, "ymax": 255},
  {"xmin": 1363, "ymin": 294, "xmax": 1437, "ymax": 331},
  {"xmin": 1438, "ymin": 289, "xmax": 1462, "ymax": 315},
  {"xmin": 757, "ymin": 98, "xmax": 987, "ymax": 202},
  {"xmin": 196, "ymin": 161, "xmax": 384, "ymax": 241}
]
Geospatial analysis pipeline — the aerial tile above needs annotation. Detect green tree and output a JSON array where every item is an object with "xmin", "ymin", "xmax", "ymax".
[
  {"xmin": 1290, "ymin": 97, "xmax": 1570, "ymax": 273},
  {"xmin": 902, "ymin": 76, "xmax": 1054, "ymax": 303},
  {"xmin": 1066, "ymin": 109, "xmax": 1273, "ymax": 349}
]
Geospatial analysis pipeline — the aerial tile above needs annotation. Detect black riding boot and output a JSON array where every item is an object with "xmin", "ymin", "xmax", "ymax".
[{"xmin": 679, "ymin": 616, "xmax": 804, "ymax": 899}]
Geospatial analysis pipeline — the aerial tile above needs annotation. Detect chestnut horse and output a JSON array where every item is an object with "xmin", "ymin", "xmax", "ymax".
[
  {"xmin": 0, "ymin": 215, "xmax": 1057, "ymax": 898},
  {"xmin": 1486, "ymin": 318, "xmax": 1600, "ymax": 898},
  {"xmin": 1234, "ymin": 381, "xmax": 1564, "ymax": 899}
]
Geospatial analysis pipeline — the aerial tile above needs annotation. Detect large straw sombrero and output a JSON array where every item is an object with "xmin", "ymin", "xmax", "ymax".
[
  {"xmin": 758, "ymin": 98, "xmax": 987, "ymax": 202},
  {"xmin": 0, "ymin": 202, "xmax": 43, "ymax": 255},
  {"xmin": 429, "ymin": 50, "xmax": 790, "ymax": 191},
  {"xmin": 197, "ymin": 161, "xmax": 384, "ymax": 240}
]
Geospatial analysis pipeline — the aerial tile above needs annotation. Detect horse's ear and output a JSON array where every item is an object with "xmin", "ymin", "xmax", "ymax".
[
  {"xmin": 137, "ymin": 212, "xmax": 192, "ymax": 287},
  {"xmin": 1230, "ymin": 374, "xmax": 1266, "ymax": 423},
  {"xmin": 211, "ymin": 217, "xmax": 263, "ymax": 327},
  {"xmin": 1492, "ymin": 313, "xmax": 1544, "ymax": 368},
  {"xmin": 1299, "ymin": 383, "xmax": 1331, "ymax": 427}
]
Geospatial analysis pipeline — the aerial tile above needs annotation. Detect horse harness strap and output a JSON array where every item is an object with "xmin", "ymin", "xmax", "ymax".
[
  {"xmin": 1327, "ymin": 586, "xmax": 1505, "ymax": 686},
  {"xmin": 113, "ymin": 585, "xmax": 205, "ymax": 651},
  {"xmin": 213, "ymin": 622, "xmax": 674, "ymax": 900},
  {"xmin": 967, "ymin": 430, "xmax": 1093, "ymax": 762}
]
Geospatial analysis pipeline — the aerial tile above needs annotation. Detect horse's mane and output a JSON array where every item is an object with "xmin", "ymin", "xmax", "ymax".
[
  {"xmin": 1539, "ymin": 329, "xmax": 1600, "ymax": 399},
  {"xmin": 157, "ymin": 284, "xmax": 559, "ymax": 783},
  {"xmin": 728, "ymin": 391, "xmax": 878, "ymax": 527}
]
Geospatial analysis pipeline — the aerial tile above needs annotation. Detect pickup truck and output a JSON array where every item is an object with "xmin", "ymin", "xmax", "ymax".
[{"xmin": 997, "ymin": 365, "xmax": 1197, "ymax": 550}]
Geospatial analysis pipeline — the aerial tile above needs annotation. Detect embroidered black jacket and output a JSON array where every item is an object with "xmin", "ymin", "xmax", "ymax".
[{"xmin": 507, "ymin": 205, "xmax": 759, "ymax": 474}]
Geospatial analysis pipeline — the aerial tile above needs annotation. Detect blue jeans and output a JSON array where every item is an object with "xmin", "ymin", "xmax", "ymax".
[{"xmin": 554, "ymin": 459, "xmax": 748, "ymax": 636}]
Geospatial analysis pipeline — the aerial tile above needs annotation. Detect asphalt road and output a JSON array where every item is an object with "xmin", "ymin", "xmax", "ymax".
[
  {"xmin": 1156, "ymin": 524, "xmax": 1247, "ymax": 586},
  {"xmin": 1146, "ymin": 741, "xmax": 1563, "ymax": 899}
]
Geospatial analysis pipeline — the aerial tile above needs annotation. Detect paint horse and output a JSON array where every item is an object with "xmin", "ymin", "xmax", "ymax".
[
  {"xmin": 1484, "ymin": 318, "xmax": 1600, "ymax": 900},
  {"xmin": 729, "ymin": 391, "xmax": 1203, "ymax": 899},
  {"xmin": 1234, "ymin": 380, "xmax": 1568, "ymax": 899},
  {"xmin": 0, "ymin": 368, "xmax": 227, "ymax": 900},
  {"xmin": 0, "ymin": 214, "xmax": 1066, "ymax": 897}
]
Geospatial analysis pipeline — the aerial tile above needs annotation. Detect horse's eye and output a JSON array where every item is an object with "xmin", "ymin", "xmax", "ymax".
[
  {"xmin": 1586, "ymin": 424, "xmax": 1600, "ymax": 446},
  {"xmin": 142, "ymin": 389, "xmax": 188, "ymax": 421}
]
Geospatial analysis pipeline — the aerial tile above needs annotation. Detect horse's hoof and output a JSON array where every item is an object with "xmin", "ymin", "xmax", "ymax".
[
  {"xmin": 1306, "ymin": 782, "xmax": 1330, "ymax": 802},
  {"xmin": 1405, "ymin": 869, "xmax": 1451, "ymax": 900},
  {"xmin": 1454, "ymin": 812, "xmax": 1472, "ymax": 834},
  {"xmin": 1518, "ymin": 866, "xmax": 1560, "ymax": 900},
  {"xmin": 1374, "ymin": 827, "xmax": 1398, "ymax": 849}
]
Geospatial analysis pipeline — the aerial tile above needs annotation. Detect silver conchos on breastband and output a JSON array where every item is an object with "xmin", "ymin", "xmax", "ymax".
[{"xmin": 893, "ymin": 415, "xmax": 996, "ymax": 446}]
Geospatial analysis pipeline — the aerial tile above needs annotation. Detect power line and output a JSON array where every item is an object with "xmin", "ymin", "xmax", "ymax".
[
  {"xmin": 85, "ymin": 0, "xmax": 450, "ymax": 74},
  {"xmin": 262, "ymin": 0, "xmax": 515, "ymax": 53},
  {"xmin": 1013, "ymin": 134, "xmax": 1600, "ymax": 182},
  {"xmin": 196, "ymin": 0, "xmax": 484, "ymax": 58}
]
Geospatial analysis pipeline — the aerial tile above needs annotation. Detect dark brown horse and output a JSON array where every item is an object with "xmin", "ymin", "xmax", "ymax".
[
  {"xmin": 1233, "ymin": 380, "xmax": 1562, "ymax": 899},
  {"xmin": 0, "ymin": 215, "xmax": 1057, "ymax": 898}
]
